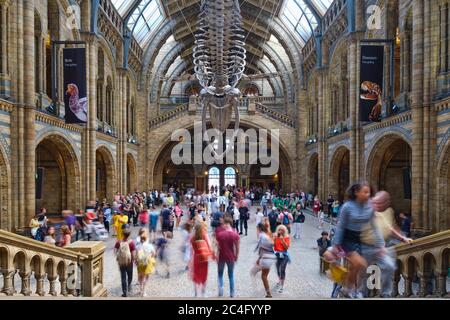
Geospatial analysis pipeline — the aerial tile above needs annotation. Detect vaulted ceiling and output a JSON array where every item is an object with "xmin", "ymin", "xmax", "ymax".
[{"xmin": 110, "ymin": 0, "xmax": 334, "ymax": 100}]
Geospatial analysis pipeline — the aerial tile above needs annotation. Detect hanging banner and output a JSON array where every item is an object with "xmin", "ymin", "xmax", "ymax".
[
  {"xmin": 63, "ymin": 48, "xmax": 87, "ymax": 124},
  {"xmin": 359, "ymin": 45, "xmax": 384, "ymax": 122}
]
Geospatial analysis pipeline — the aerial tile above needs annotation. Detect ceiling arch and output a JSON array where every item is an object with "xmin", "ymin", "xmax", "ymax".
[{"xmin": 109, "ymin": 0, "xmax": 334, "ymax": 107}]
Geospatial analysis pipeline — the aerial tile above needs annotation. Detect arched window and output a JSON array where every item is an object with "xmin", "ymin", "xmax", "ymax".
[
  {"xmin": 208, "ymin": 167, "xmax": 220, "ymax": 191},
  {"xmin": 224, "ymin": 167, "xmax": 236, "ymax": 187}
]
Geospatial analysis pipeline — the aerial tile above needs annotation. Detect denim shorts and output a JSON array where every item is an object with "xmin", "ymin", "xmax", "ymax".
[{"xmin": 342, "ymin": 229, "xmax": 362, "ymax": 254}]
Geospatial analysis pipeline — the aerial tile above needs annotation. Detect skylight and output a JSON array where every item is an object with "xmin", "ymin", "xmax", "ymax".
[{"xmin": 282, "ymin": 0, "xmax": 333, "ymax": 45}]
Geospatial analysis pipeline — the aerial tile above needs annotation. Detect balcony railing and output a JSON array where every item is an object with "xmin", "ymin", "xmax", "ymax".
[
  {"xmin": 0, "ymin": 230, "xmax": 107, "ymax": 297},
  {"xmin": 392, "ymin": 230, "xmax": 450, "ymax": 297}
]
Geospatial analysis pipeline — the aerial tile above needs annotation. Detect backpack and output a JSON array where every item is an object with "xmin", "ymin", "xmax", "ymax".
[
  {"xmin": 269, "ymin": 212, "xmax": 278, "ymax": 225},
  {"xmin": 116, "ymin": 240, "xmax": 132, "ymax": 267},
  {"xmin": 299, "ymin": 212, "xmax": 305, "ymax": 223},
  {"xmin": 283, "ymin": 213, "xmax": 290, "ymax": 225},
  {"xmin": 136, "ymin": 247, "xmax": 150, "ymax": 267},
  {"xmin": 34, "ymin": 227, "xmax": 46, "ymax": 242}
]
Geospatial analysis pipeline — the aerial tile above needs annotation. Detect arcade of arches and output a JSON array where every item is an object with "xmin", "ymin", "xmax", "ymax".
[{"xmin": 0, "ymin": 0, "xmax": 449, "ymax": 241}]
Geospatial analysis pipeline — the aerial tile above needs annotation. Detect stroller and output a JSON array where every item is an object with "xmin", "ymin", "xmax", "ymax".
[{"xmin": 90, "ymin": 221, "xmax": 109, "ymax": 241}]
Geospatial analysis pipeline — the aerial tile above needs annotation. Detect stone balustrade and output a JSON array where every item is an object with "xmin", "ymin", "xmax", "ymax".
[
  {"xmin": 149, "ymin": 104, "xmax": 189, "ymax": 129},
  {"xmin": 151, "ymin": 97, "xmax": 296, "ymax": 129},
  {"xmin": 255, "ymin": 103, "xmax": 296, "ymax": 128},
  {"xmin": 0, "ymin": 230, "xmax": 107, "ymax": 297},
  {"xmin": 392, "ymin": 230, "xmax": 449, "ymax": 297}
]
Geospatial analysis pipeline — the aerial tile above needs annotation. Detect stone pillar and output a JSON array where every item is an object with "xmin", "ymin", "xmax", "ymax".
[
  {"xmin": 10, "ymin": 0, "xmax": 24, "ymax": 231},
  {"xmin": 317, "ymin": 68, "xmax": 328, "ymax": 201},
  {"xmin": 1, "ymin": 268, "xmax": 15, "ymax": 295},
  {"xmin": 23, "ymin": 0, "xmax": 35, "ymax": 229},
  {"xmin": 35, "ymin": 273, "xmax": 45, "ymax": 296},
  {"xmin": 0, "ymin": 0, "xmax": 11, "ymax": 99},
  {"xmin": 48, "ymin": 275, "xmax": 57, "ymax": 296},
  {"xmin": 348, "ymin": 36, "xmax": 359, "ymax": 183},
  {"xmin": 411, "ymin": 0, "xmax": 424, "ymax": 230},
  {"xmin": 19, "ymin": 271, "xmax": 32, "ymax": 296},
  {"xmin": 87, "ymin": 36, "xmax": 97, "ymax": 201},
  {"xmin": 421, "ymin": 0, "xmax": 432, "ymax": 231},
  {"xmin": 402, "ymin": 274, "xmax": 413, "ymax": 297},
  {"xmin": 435, "ymin": 270, "xmax": 447, "ymax": 297},
  {"xmin": 297, "ymin": 89, "xmax": 308, "ymax": 191},
  {"xmin": 120, "ymin": 71, "xmax": 128, "ymax": 194},
  {"xmin": 67, "ymin": 241, "xmax": 107, "ymax": 297}
]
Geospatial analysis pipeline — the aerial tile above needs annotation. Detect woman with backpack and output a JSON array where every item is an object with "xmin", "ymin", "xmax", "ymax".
[
  {"xmin": 135, "ymin": 229, "xmax": 156, "ymax": 297},
  {"xmin": 115, "ymin": 229, "xmax": 136, "ymax": 297},
  {"xmin": 274, "ymin": 225, "xmax": 291, "ymax": 294},
  {"xmin": 190, "ymin": 222, "xmax": 215, "ymax": 297}
]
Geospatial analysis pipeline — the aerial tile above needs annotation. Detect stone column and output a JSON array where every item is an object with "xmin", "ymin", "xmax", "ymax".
[
  {"xmin": 297, "ymin": 89, "xmax": 308, "ymax": 191},
  {"xmin": 23, "ymin": 0, "xmax": 36, "ymax": 229},
  {"xmin": 0, "ymin": 0, "xmax": 10, "ymax": 83},
  {"xmin": 120, "ymin": 71, "xmax": 128, "ymax": 194},
  {"xmin": 411, "ymin": 0, "xmax": 424, "ymax": 230},
  {"xmin": 317, "ymin": 68, "xmax": 327, "ymax": 201},
  {"xmin": 10, "ymin": 0, "xmax": 24, "ymax": 231},
  {"xmin": 421, "ymin": 0, "xmax": 432, "ymax": 231},
  {"xmin": 19, "ymin": 271, "xmax": 32, "ymax": 296},
  {"xmin": 1, "ymin": 268, "xmax": 15, "ymax": 295},
  {"xmin": 35, "ymin": 273, "xmax": 45, "ymax": 296},
  {"xmin": 402, "ymin": 274, "xmax": 413, "ymax": 297},
  {"xmin": 87, "ymin": 36, "xmax": 97, "ymax": 201},
  {"xmin": 348, "ymin": 36, "xmax": 359, "ymax": 183}
]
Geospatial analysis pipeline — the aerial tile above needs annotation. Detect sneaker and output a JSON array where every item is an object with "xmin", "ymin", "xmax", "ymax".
[
  {"xmin": 265, "ymin": 293, "xmax": 272, "ymax": 298},
  {"xmin": 121, "ymin": 293, "xmax": 127, "ymax": 297},
  {"xmin": 278, "ymin": 287, "xmax": 284, "ymax": 294},
  {"xmin": 274, "ymin": 283, "xmax": 281, "ymax": 290}
]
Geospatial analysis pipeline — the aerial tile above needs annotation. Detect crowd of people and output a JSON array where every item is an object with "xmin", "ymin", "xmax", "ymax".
[{"xmin": 28, "ymin": 183, "xmax": 415, "ymax": 299}]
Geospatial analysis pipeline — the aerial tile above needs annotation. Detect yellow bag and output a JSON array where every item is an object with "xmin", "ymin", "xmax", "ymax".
[
  {"xmin": 327, "ymin": 264, "xmax": 348, "ymax": 284},
  {"xmin": 147, "ymin": 257, "xmax": 156, "ymax": 274}
]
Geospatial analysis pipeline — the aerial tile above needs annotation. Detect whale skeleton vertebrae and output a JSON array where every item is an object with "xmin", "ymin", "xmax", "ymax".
[{"xmin": 193, "ymin": 0, "xmax": 246, "ymax": 138}]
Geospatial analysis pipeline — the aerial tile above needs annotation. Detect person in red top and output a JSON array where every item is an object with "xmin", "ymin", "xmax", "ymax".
[
  {"xmin": 190, "ymin": 222, "xmax": 214, "ymax": 297},
  {"xmin": 273, "ymin": 225, "xmax": 291, "ymax": 294},
  {"xmin": 215, "ymin": 216, "xmax": 240, "ymax": 297},
  {"xmin": 312, "ymin": 197, "xmax": 321, "ymax": 217},
  {"xmin": 114, "ymin": 229, "xmax": 136, "ymax": 297},
  {"xmin": 174, "ymin": 201, "xmax": 184, "ymax": 230}
]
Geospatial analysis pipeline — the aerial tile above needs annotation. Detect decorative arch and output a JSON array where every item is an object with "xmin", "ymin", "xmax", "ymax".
[
  {"xmin": 126, "ymin": 153, "xmax": 137, "ymax": 194},
  {"xmin": 307, "ymin": 153, "xmax": 319, "ymax": 196},
  {"xmin": 35, "ymin": 134, "xmax": 81, "ymax": 215},
  {"xmin": 435, "ymin": 137, "xmax": 450, "ymax": 232},
  {"xmin": 328, "ymin": 146, "xmax": 350, "ymax": 202},
  {"xmin": 96, "ymin": 146, "xmax": 117, "ymax": 201},
  {"xmin": 365, "ymin": 133, "xmax": 412, "ymax": 214},
  {"xmin": 149, "ymin": 121, "xmax": 296, "ymax": 192}
]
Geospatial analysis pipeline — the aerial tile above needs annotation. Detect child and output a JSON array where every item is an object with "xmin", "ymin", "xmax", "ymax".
[
  {"xmin": 255, "ymin": 208, "xmax": 264, "ymax": 234},
  {"xmin": 318, "ymin": 209, "xmax": 325, "ymax": 229},
  {"xmin": 181, "ymin": 223, "xmax": 193, "ymax": 271},
  {"xmin": 156, "ymin": 231, "xmax": 172, "ymax": 278}
]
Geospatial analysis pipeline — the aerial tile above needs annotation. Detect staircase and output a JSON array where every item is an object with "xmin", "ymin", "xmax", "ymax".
[
  {"xmin": 0, "ymin": 230, "xmax": 107, "ymax": 297},
  {"xmin": 149, "ymin": 97, "xmax": 296, "ymax": 129}
]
